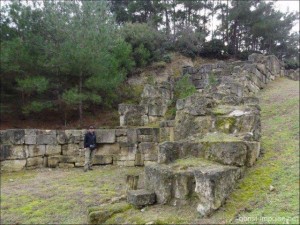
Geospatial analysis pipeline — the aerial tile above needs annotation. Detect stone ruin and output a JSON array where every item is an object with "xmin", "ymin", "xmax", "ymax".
[
  {"xmin": 123, "ymin": 53, "xmax": 298, "ymax": 217},
  {"xmin": 0, "ymin": 53, "xmax": 298, "ymax": 220}
]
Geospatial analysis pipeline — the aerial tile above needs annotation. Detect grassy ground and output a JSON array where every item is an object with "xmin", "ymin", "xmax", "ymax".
[
  {"xmin": 0, "ymin": 166, "xmax": 144, "ymax": 224},
  {"xmin": 1, "ymin": 78, "xmax": 299, "ymax": 224}
]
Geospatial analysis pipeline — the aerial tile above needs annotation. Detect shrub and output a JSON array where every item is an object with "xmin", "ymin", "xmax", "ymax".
[
  {"xmin": 199, "ymin": 39, "xmax": 228, "ymax": 59},
  {"xmin": 175, "ymin": 27, "xmax": 205, "ymax": 58},
  {"xmin": 284, "ymin": 58, "xmax": 299, "ymax": 70},
  {"xmin": 174, "ymin": 74, "xmax": 196, "ymax": 99},
  {"xmin": 121, "ymin": 23, "xmax": 167, "ymax": 67}
]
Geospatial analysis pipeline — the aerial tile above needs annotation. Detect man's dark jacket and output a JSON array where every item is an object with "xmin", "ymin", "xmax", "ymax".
[{"xmin": 84, "ymin": 132, "xmax": 96, "ymax": 149}]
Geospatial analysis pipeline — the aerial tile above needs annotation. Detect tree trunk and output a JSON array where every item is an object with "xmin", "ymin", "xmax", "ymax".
[{"xmin": 79, "ymin": 71, "xmax": 83, "ymax": 125}]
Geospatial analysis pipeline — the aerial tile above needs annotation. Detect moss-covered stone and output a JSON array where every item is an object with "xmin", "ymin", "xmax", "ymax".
[
  {"xmin": 215, "ymin": 116, "xmax": 237, "ymax": 133},
  {"xmin": 88, "ymin": 202, "xmax": 132, "ymax": 224}
]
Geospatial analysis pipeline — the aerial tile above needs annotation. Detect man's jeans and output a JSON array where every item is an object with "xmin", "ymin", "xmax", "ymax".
[{"xmin": 84, "ymin": 148, "xmax": 95, "ymax": 170}]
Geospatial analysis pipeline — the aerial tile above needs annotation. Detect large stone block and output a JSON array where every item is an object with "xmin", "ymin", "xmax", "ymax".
[
  {"xmin": 6, "ymin": 129, "xmax": 25, "ymax": 144},
  {"xmin": 144, "ymin": 165, "xmax": 173, "ymax": 204},
  {"xmin": 0, "ymin": 145, "xmax": 26, "ymax": 160},
  {"xmin": 245, "ymin": 141, "xmax": 260, "ymax": 167},
  {"xmin": 36, "ymin": 131, "xmax": 57, "ymax": 145},
  {"xmin": 95, "ymin": 129, "xmax": 115, "ymax": 143},
  {"xmin": 1, "ymin": 159, "xmax": 26, "ymax": 172},
  {"xmin": 93, "ymin": 155, "xmax": 113, "ymax": 165},
  {"xmin": 26, "ymin": 157, "xmax": 44, "ymax": 167},
  {"xmin": 26, "ymin": 145, "xmax": 46, "ymax": 157},
  {"xmin": 127, "ymin": 189, "xmax": 156, "ymax": 208},
  {"xmin": 46, "ymin": 145, "xmax": 62, "ymax": 156},
  {"xmin": 62, "ymin": 144, "xmax": 79, "ymax": 156},
  {"xmin": 48, "ymin": 156, "xmax": 60, "ymax": 168},
  {"xmin": 58, "ymin": 163, "xmax": 75, "ymax": 168},
  {"xmin": 95, "ymin": 143, "xmax": 120, "ymax": 155},
  {"xmin": 65, "ymin": 130, "xmax": 84, "ymax": 144},
  {"xmin": 127, "ymin": 129, "xmax": 138, "ymax": 143},
  {"xmin": 204, "ymin": 141, "xmax": 248, "ymax": 166},
  {"xmin": 194, "ymin": 165, "xmax": 242, "ymax": 216},
  {"xmin": 57, "ymin": 130, "xmax": 68, "ymax": 144},
  {"xmin": 139, "ymin": 142, "xmax": 158, "ymax": 161}
]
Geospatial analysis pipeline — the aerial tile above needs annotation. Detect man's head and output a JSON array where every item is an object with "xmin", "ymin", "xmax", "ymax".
[{"xmin": 88, "ymin": 126, "xmax": 95, "ymax": 133}]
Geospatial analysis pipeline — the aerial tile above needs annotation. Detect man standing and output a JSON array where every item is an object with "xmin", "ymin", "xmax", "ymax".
[{"xmin": 84, "ymin": 126, "xmax": 97, "ymax": 172}]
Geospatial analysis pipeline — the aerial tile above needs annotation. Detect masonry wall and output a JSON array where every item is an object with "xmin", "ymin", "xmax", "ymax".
[{"xmin": 0, "ymin": 127, "xmax": 174, "ymax": 172}]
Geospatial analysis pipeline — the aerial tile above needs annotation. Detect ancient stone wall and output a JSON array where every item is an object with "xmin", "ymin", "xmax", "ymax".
[{"xmin": 0, "ymin": 128, "xmax": 163, "ymax": 172}]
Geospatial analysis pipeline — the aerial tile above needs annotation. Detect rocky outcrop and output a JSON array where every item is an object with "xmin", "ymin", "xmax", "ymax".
[{"xmin": 119, "ymin": 80, "xmax": 174, "ymax": 126}]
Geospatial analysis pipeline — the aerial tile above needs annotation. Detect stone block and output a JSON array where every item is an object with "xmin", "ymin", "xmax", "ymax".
[
  {"xmin": 115, "ymin": 160, "xmax": 135, "ymax": 167},
  {"xmin": 139, "ymin": 142, "xmax": 158, "ymax": 161},
  {"xmin": 26, "ymin": 157, "xmax": 44, "ymax": 167},
  {"xmin": 1, "ymin": 159, "xmax": 26, "ymax": 172},
  {"xmin": 24, "ymin": 135, "xmax": 36, "ymax": 145},
  {"xmin": 36, "ymin": 134, "xmax": 57, "ymax": 145},
  {"xmin": 75, "ymin": 162, "xmax": 84, "ymax": 167},
  {"xmin": 58, "ymin": 163, "xmax": 75, "ymax": 168},
  {"xmin": 94, "ymin": 143, "xmax": 120, "ymax": 155},
  {"xmin": 144, "ymin": 165, "xmax": 173, "ymax": 204},
  {"xmin": 46, "ymin": 145, "xmax": 62, "ymax": 156},
  {"xmin": 127, "ymin": 129, "xmax": 138, "ymax": 143},
  {"xmin": 194, "ymin": 165, "xmax": 242, "ymax": 216},
  {"xmin": 204, "ymin": 141, "xmax": 248, "ymax": 166},
  {"xmin": 26, "ymin": 145, "xmax": 46, "ymax": 157},
  {"xmin": 62, "ymin": 144, "xmax": 79, "ymax": 156},
  {"xmin": 6, "ymin": 129, "xmax": 25, "ymax": 144},
  {"xmin": 48, "ymin": 156, "xmax": 60, "ymax": 168},
  {"xmin": 127, "ymin": 189, "xmax": 156, "ymax": 208},
  {"xmin": 1, "ymin": 145, "xmax": 26, "ymax": 160},
  {"xmin": 57, "ymin": 130, "xmax": 67, "ymax": 144},
  {"xmin": 93, "ymin": 155, "xmax": 113, "ymax": 165},
  {"xmin": 65, "ymin": 130, "xmax": 83, "ymax": 144},
  {"xmin": 117, "ymin": 136, "xmax": 128, "ymax": 143},
  {"xmin": 115, "ymin": 129, "xmax": 127, "ymax": 137},
  {"xmin": 245, "ymin": 141, "xmax": 260, "ymax": 167},
  {"xmin": 95, "ymin": 129, "xmax": 115, "ymax": 143}
]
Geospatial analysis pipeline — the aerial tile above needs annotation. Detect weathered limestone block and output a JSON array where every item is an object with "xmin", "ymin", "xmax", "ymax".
[
  {"xmin": 194, "ymin": 165, "xmax": 242, "ymax": 216},
  {"xmin": 46, "ymin": 145, "xmax": 62, "ymax": 156},
  {"xmin": 127, "ymin": 129, "xmax": 138, "ymax": 143},
  {"xmin": 26, "ymin": 145, "xmax": 46, "ymax": 157},
  {"xmin": 62, "ymin": 144, "xmax": 79, "ymax": 156},
  {"xmin": 36, "ymin": 130, "xmax": 57, "ymax": 145},
  {"xmin": 157, "ymin": 142, "xmax": 180, "ymax": 164},
  {"xmin": 26, "ymin": 157, "xmax": 44, "ymax": 168},
  {"xmin": 119, "ymin": 104, "xmax": 147, "ymax": 126},
  {"xmin": 127, "ymin": 189, "xmax": 156, "ymax": 208},
  {"xmin": 159, "ymin": 127, "xmax": 174, "ymax": 142},
  {"xmin": 94, "ymin": 143, "xmax": 120, "ymax": 155},
  {"xmin": 204, "ymin": 141, "xmax": 248, "ymax": 167},
  {"xmin": 115, "ymin": 160, "xmax": 135, "ymax": 167},
  {"xmin": 245, "ymin": 141, "xmax": 260, "ymax": 167},
  {"xmin": 139, "ymin": 142, "xmax": 158, "ymax": 161},
  {"xmin": 115, "ymin": 129, "xmax": 127, "ymax": 137},
  {"xmin": 144, "ymin": 164, "xmax": 173, "ymax": 204},
  {"xmin": 116, "ymin": 136, "xmax": 128, "ymax": 143},
  {"xmin": 88, "ymin": 202, "xmax": 131, "ymax": 224},
  {"xmin": 0, "ymin": 145, "xmax": 26, "ymax": 160},
  {"xmin": 175, "ymin": 113, "xmax": 212, "ymax": 140},
  {"xmin": 148, "ymin": 103, "xmax": 168, "ymax": 116},
  {"xmin": 6, "ymin": 129, "xmax": 25, "ymax": 144},
  {"xmin": 176, "ymin": 94, "xmax": 215, "ymax": 116},
  {"xmin": 172, "ymin": 171, "xmax": 195, "ymax": 202},
  {"xmin": 58, "ymin": 163, "xmax": 75, "ymax": 168},
  {"xmin": 95, "ymin": 129, "xmax": 115, "ymax": 143},
  {"xmin": 134, "ymin": 150, "xmax": 144, "ymax": 166},
  {"xmin": 48, "ymin": 156, "xmax": 60, "ymax": 168},
  {"xmin": 56, "ymin": 130, "xmax": 67, "ymax": 144},
  {"xmin": 65, "ymin": 130, "xmax": 83, "ymax": 144},
  {"xmin": 1, "ymin": 159, "xmax": 27, "ymax": 172},
  {"xmin": 24, "ymin": 129, "xmax": 37, "ymax": 144},
  {"xmin": 59, "ymin": 155, "xmax": 77, "ymax": 163},
  {"xmin": 93, "ymin": 155, "xmax": 113, "ymax": 165}
]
